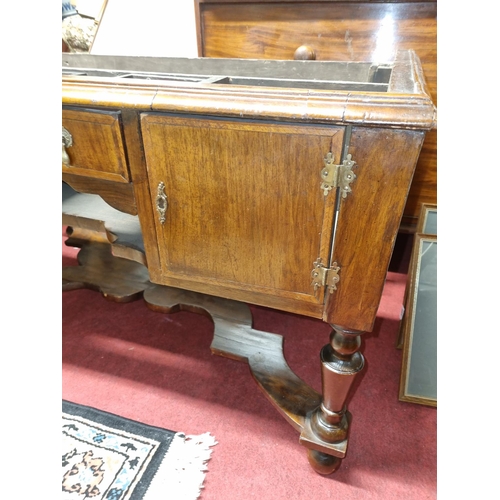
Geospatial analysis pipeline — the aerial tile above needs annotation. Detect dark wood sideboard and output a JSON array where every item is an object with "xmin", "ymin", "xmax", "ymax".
[
  {"xmin": 62, "ymin": 51, "xmax": 435, "ymax": 474},
  {"xmin": 194, "ymin": 0, "xmax": 437, "ymax": 230}
]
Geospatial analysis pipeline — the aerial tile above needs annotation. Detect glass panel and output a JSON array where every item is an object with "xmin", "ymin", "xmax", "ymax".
[
  {"xmin": 423, "ymin": 210, "xmax": 437, "ymax": 235},
  {"xmin": 406, "ymin": 239, "xmax": 437, "ymax": 401}
]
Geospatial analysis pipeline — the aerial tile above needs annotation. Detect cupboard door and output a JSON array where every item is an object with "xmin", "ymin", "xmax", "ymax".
[
  {"xmin": 141, "ymin": 114, "xmax": 344, "ymax": 316},
  {"xmin": 62, "ymin": 107, "xmax": 130, "ymax": 183}
]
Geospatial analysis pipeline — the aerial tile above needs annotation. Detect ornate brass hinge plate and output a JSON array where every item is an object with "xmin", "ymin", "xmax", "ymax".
[
  {"xmin": 320, "ymin": 152, "xmax": 356, "ymax": 198},
  {"xmin": 311, "ymin": 258, "xmax": 340, "ymax": 294}
]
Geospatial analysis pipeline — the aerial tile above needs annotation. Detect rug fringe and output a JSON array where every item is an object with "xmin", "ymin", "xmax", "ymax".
[{"xmin": 143, "ymin": 432, "xmax": 218, "ymax": 500}]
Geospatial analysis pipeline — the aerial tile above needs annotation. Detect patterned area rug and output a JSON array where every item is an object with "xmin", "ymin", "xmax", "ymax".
[{"xmin": 62, "ymin": 401, "xmax": 217, "ymax": 499}]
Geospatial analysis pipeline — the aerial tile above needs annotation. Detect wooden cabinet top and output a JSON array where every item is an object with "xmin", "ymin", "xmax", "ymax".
[{"xmin": 62, "ymin": 50, "xmax": 435, "ymax": 130}]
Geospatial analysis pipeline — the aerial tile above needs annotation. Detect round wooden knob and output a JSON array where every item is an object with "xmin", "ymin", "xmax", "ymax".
[{"xmin": 294, "ymin": 45, "xmax": 316, "ymax": 60}]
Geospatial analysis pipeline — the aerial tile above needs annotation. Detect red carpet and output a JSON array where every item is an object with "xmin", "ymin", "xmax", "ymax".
[{"xmin": 62, "ymin": 230, "xmax": 436, "ymax": 499}]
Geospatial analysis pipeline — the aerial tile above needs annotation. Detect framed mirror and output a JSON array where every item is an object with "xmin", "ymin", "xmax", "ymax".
[
  {"xmin": 396, "ymin": 204, "xmax": 437, "ymax": 349},
  {"xmin": 398, "ymin": 229, "xmax": 437, "ymax": 407}
]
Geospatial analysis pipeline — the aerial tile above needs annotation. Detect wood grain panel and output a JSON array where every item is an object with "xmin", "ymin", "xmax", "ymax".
[
  {"xmin": 62, "ymin": 107, "xmax": 130, "ymax": 183},
  {"xmin": 120, "ymin": 108, "xmax": 162, "ymax": 272},
  {"xmin": 402, "ymin": 128, "xmax": 436, "ymax": 223},
  {"xmin": 141, "ymin": 114, "xmax": 345, "ymax": 310}
]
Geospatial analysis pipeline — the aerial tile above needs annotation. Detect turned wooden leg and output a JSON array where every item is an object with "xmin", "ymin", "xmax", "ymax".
[
  {"xmin": 301, "ymin": 324, "xmax": 365, "ymax": 474},
  {"xmin": 63, "ymin": 248, "xmax": 368, "ymax": 476}
]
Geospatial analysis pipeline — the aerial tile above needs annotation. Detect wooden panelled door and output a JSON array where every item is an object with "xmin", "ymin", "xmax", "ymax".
[{"xmin": 140, "ymin": 114, "xmax": 345, "ymax": 318}]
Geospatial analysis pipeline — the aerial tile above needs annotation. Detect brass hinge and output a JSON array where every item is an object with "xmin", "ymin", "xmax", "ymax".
[
  {"xmin": 320, "ymin": 152, "xmax": 356, "ymax": 198},
  {"xmin": 311, "ymin": 258, "xmax": 340, "ymax": 294}
]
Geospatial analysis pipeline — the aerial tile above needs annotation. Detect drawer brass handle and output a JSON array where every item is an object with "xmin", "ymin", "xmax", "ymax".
[
  {"xmin": 294, "ymin": 45, "xmax": 316, "ymax": 60},
  {"xmin": 156, "ymin": 182, "xmax": 168, "ymax": 224},
  {"xmin": 62, "ymin": 126, "xmax": 73, "ymax": 165}
]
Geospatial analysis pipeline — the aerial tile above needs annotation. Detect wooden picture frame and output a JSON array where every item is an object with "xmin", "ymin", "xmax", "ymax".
[
  {"xmin": 396, "ymin": 203, "xmax": 437, "ymax": 349},
  {"xmin": 398, "ymin": 232, "xmax": 437, "ymax": 407}
]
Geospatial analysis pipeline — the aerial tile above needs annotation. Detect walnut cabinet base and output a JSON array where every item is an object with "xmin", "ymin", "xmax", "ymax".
[
  {"xmin": 62, "ymin": 50, "xmax": 435, "ymax": 475},
  {"xmin": 63, "ymin": 233, "xmax": 365, "ymax": 474}
]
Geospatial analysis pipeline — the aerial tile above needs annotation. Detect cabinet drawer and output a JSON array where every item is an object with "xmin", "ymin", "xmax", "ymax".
[{"xmin": 62, "ymin": 108, "xmax": 130, "ymax": 183}]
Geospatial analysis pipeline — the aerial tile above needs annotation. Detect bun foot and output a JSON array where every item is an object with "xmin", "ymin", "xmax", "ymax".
[{"xmin": 307, "ymin": 449, "xmax": 342, "ymax": 475}]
